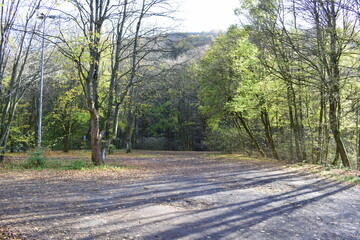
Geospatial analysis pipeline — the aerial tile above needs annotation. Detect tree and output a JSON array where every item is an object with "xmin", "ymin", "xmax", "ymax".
[
  {"xmin": 230, "ymin": 64, "xmax": 281, "ymax": 159},
  {"xmin": 197, "ymin": 27, "xmax": 266, "ymax": 156},
  {"xmin": 46, "ymin": 84, "xmax": 88, "ymax": 152},
  {"xmin": 56, "ymin": 0, "xmax": 174, "ymax": 165},
  {"xmin": 237, "ymin": 0, "xmax": 359, "ymax": 166},
  {"xmin": 0, "ymin": 0, "xmax": 41, "ymax": 161},
  {"xmin": 127, "ymin": 33, "xmax": 211, "ymax": 152}
]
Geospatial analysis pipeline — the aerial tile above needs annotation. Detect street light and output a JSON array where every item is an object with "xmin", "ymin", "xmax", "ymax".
[{"xmin": 37, "ymin": 12, "xmax": 59, "ymax": 149}]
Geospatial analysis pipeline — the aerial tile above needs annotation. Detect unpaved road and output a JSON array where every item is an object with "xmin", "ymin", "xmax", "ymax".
[{"xmin": 1, "ymin": 151, "xmax": 359, "ymax": 240}]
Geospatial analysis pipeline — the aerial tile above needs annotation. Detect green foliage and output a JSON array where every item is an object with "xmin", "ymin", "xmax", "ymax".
[
  {"xmin": 23, "ymin": 151, "xmax": 47, "ymax": 169},
  {"xmin": 133, "ymin": 59, "xmax": 206, "ymax": 151},
  {"xmin": 6, "ymin": 101, "xmax": 34, "ymax": 151},
  {"xmin": 321, "ymin": 170, "xmax": 360, "ymax": 184},
  {"xmin": 197, "ymin": 26, "xmax": 274, "ymax": 154},
  {"xmin": 0, "ymin": 162, "xmax": 24, "ymax": 170},
  {"xmin": 44, "ymin": 82, "xmax": 90, "ymax": 150},
  {"xmin": 197, "ymin": 26, "xmax": 258, "ymax": 128},
  {"xmin": 69, "ymin": 160, "xmax": 86, "ymax": 170},
  {"xmin": 7, "ymin": 126, "xmax": 32, "ymax": 152},
  {"xmin": 203, "ymin": 127, "xmax": 243, "ymax": 153},
  {"xmin": 341, "ymin": 176, "xmax": 360, "ymax": 184},
  {"xmin": 1, "ymin": 157, "xmax": 132, "ymax": 171},
  {"xmin": 147, "ymin": 101, "xmax": 179, "ymax": 136},
  {"xmin": 108, "ymin": 144, "xmax": 116, "ymax": 154}
]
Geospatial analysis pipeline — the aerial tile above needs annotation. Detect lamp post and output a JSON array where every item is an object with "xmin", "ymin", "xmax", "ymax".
[
  {"xmin": 37, "ymin": 13, "xmax": 45, "ymax": 149},
  {"xmin": 37, "ymin": 13, "xmax": 59, "ymax": 149}
]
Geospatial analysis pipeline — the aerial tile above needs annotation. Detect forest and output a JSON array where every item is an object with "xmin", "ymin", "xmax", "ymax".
[{"xmin": 0, "ymin": 0, "xmax": 359, "ymax": 169}]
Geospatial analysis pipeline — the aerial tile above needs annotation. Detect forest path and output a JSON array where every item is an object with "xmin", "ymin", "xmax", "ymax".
[{"xmin": 1, "ymin": 151, "xmax": 359, "ymax": 239}]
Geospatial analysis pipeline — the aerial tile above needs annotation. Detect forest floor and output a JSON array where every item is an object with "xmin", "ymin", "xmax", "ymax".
[{"xmin": 0, "ymin": 151, "xmax": 359, "ymax": 240}]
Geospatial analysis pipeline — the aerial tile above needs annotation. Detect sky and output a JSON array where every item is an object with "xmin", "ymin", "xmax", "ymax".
[
  {"xmin": 176, "ymin": 0, "xmax": 240, "ymax": 32},
  {"xmin": 50, "ymin": 0, "xmax": 240, "ymax": 33}
]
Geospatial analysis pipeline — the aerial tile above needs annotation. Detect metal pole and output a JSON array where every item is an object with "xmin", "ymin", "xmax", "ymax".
[{"xmin": 37, "ymin": 17, "xmax": 45, "ymax": 149}]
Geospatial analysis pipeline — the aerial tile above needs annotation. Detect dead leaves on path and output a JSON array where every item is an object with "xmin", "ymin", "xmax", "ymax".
[{"xmin": 0, "ymin": 227, "xmax": 26, "ymax": 240}]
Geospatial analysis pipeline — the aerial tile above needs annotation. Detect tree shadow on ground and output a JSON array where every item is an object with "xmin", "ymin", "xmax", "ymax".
[{"xmin": 0, "ymin": 154, "xmax": 359, "ymax": 240}]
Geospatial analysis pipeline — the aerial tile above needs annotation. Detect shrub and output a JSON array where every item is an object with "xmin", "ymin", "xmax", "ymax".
[
  {"xmin": 23, "ymin": 151, "xmax": 47, "ymax": 169},
  {"xmin": 69, "ymin": 160, "xmax": 86, "ymax": 170},
  {"xmin": 108, "ymin": 144, "xmax": 116, "ymax": 154},
  {"xmin": 342, "ymin": 175, "xmax": 360, "ymax": 184},
  {"xmin": 202, "ymin": 127, "xmax": 244, "ymax": 153}
]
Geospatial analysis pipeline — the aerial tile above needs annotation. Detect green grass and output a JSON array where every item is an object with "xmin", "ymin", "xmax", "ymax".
[
  {"xmin": 0, "ymin": 158, "xmax": 133, "ymax": 171},
  {"xmin": 320, "ymin": 170, "xmax": 360, "ymax": 184},
  {"xmin": 202, "ymin": 153, "xmax": 271, "ymax": 162},
  {"xmin": 0, "ymin": 149, "xmax": 134, "ymax": 171},
  {"xmin": 321, "ymin": 171, "xmax": 338, "ymax": 177},
  {"xmin": 0, "ymin": 162, "xmax": 25, "ymax": 170},
  {"xmin": 341, "ymin": 175, "xmax": 360, "ymax": 184},
  {"xmin": 81, "ymin": 164, "xmax": 133, "ymax": 171}
]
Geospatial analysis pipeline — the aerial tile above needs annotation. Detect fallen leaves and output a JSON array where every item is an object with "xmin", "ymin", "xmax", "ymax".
[{"xmin": 0, "ymin": 227, "xmax": 27, "ymax": 240}]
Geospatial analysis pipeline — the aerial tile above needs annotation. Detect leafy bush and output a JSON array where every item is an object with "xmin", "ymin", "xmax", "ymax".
[
  {"xmin": 69, "ymin": 160, "xmax": 86, "ymax": 170},
  {"xmin": 108, "ymin": 144, "xmax": 116, "ymax": 154},
  {"xmin": 23, "ymin": 151, "xmax": 47, "ymax": 169},
  {"xmin": 203, "ymin": 127, "xmax": 244, "ymax": 153},
  {"xmin": 341, "ymin": 175, "xmax": 360, "ymax": 184}
]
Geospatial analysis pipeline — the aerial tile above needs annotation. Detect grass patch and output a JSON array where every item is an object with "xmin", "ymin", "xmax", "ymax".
[
  {"xmin": 0, "ymin": 162, "xmax": 25, "ymax": 170},
  {"xmin": 68, "ymin": 160, "xmax": 87, "ymax": 170},
  {"xmin": 321, "ymin": 171, "xmax": 339, "ymax": 177},
  {"xmin": 81, "ymin": 164, "xmax": 130, "ymax": 171},
  {"xmin": 340, "ymin": 175, "xmax": 360, "ymax": 184},
  {"xmin": 298, "ymin": 165, "xmax": 360, "ymax": 185},
  {"xmin": 0, "ymin": 157, "xmax": 132, "ymax": 171},
  {"xmin": 45, "ymin": 160, "xmax": 66, "ymax": 169},
  {"xmin": 328, "ymin": 173, "xmax": 360, "ymax": 184},
  {"xmin": 203, "ymin": 153, "xmax": 272, "ymax": 162}
]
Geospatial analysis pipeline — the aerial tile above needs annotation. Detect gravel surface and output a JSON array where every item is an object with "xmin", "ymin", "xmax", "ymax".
[{"xmin": 0, "ymin": 151, "xmax": 359, "ymax": 240}]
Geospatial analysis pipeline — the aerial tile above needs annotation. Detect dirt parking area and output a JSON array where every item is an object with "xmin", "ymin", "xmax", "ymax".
[{"xmin": 0, "ymin": 151, "xmax": 359, "ymax": 239}]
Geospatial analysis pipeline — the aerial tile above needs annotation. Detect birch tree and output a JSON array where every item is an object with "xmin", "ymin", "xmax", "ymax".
[{"xmin": 0, "ymin": 0, "xmax": 41, "ymax": 161}]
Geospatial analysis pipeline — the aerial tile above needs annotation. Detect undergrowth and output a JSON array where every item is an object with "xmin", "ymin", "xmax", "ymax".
[
  {"xmin": 0, "ymin": 158, "xmax": 130, "ymax": 171},
  {"xmin": 321, "ymin": 171, "xmax": 360, "ymax": 184},
  {"xmin": 23, "ymin": 151, "xmax": 47, "ymax": 169},
  {"xmin": 291, "ymin": 162, "xmax": 360, "ymax": 185}
]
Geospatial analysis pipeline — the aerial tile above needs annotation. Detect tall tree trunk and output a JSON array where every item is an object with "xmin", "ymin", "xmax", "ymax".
[
  {"xmin": 89, "ymin": 107, "xmax": 103, "ymax": 166},
  {"xmin": 297, "ymin": 86, "xmax": 306, "ymax": 161},
  {"xmin": 286, "ymin": 83, "xmax": 301, "ymax": 162},
  {"xmin": 357, "ymin": 127, "xmax": 360, "ymax": 171},
  {"xmin": 327, "ymin": 0, "xmax": 350, "ymax": 168},
  {"xmin": 0, "ymin": 92, "xmax": 18, "ymax": 162},
  {"xmin": 291, "ymin": 87, "xmax": 304, "ymax": 161},
  {"xmin": 323, "ymin": 113, "xmax": 330, "ymax": 165},
  {"xmin": 235, "ymin": 113, "xmax": 265, "ymax": 157},
  {"xmin": 63, "ymin": 134, "xmax": 70, "ymax": 153},
  {"xmin": 329, "ymin": 96, "xmax": 349, "ymax": 167},
  {"xmin": 356, "ymin": 111, "xmax": 360, "ymax": 170},
  {"xmin": 0, "ymin": 2, "xmax": 38, "ymax": 161},
  {"xmin": 102, "ymin": 0, "xmax": 128, "ymax": 157},
  {"xmin": 125, "ymin": 108, "xmax": 135, "ymax": 153},
  {"xmin": 261, "ymin": 109, "xmax": 279, "ymax": 159},
  {"xmin": 101, "ymin": 0, "xmax": 145, "ymax": 159},
  {"xmin": 233, "ymin": 119, "xmax": 246, "ymax": 152},
  {"xmin": 316, "ymin": 90, "xmax": 325, "ymax": 164}
]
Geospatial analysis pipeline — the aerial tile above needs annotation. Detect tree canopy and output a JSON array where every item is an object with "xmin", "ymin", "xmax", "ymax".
[{"xmin": 1, "ymin": 0, "xmax": 359, "ymax": 170}]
